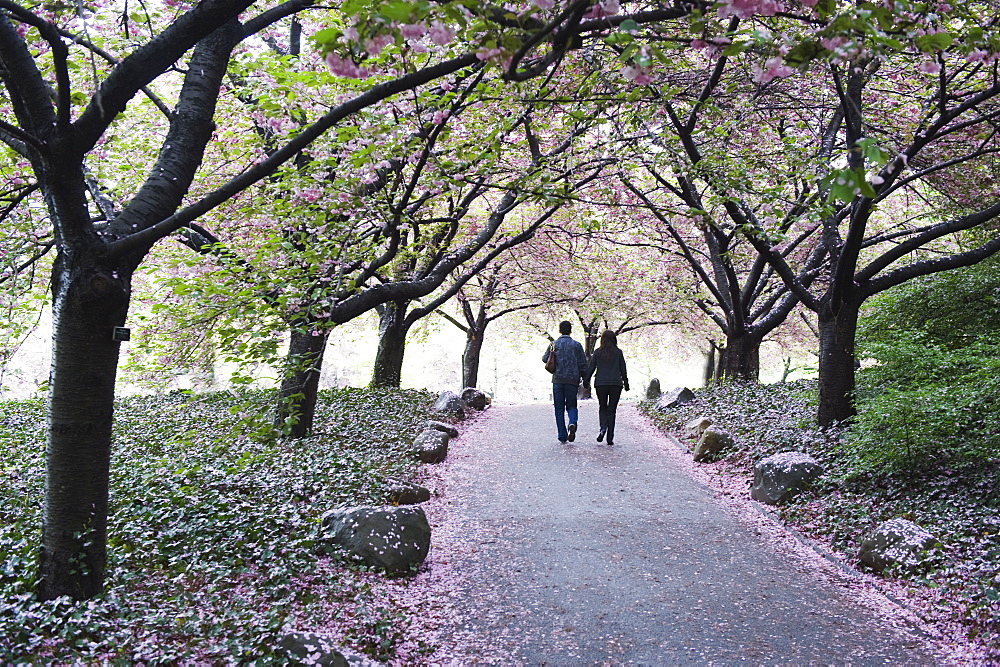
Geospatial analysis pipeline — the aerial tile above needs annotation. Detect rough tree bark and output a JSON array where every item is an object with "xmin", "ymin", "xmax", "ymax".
[
  {"xmin": 29, "ymin": 14, "xmax": 245, "ymax": 600},
  {"xmin": 462, "ymin": 329, "xmax": 485, "ymax": 388},
  {"xmin": 816, "ymin": 298, "xmax": 860, "ymax": 426},
  {"xmin": 371, "ymin": 301, "xmax": 411, "ymax": 389},
  {"xmin": 274, "ymin": 320, "xmax": 330, "ymax": 438},
  {"xmin": 717, "ymin": 332, "xmax": 761, "ymax": 382},
  {"xmin": 41, "ymin": 261, "xmax": 134, "ymax": 600},
  {"xmin": 577, "ymin": 313, "xmax": 600, "ymax": 400}
]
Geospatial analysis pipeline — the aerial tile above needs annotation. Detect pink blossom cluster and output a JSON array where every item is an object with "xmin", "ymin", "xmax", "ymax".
[
  {"xmin": 621, "ymin": 64, "xmax": 653, "ymax": 85},
  {"xmin": 324, "ymin": 18, "xmax": 459, "ymax": 79},
  {"xmin": 752, "ymin": 56, "xmax": 794, "ymax": 84},
  {"xmin": 584, "ymin": 0, "xmax": 621, "ymax": 19},
  {"xmin": 690, "ymin": 37, "xmax": 732, "ymax": 58},
  {"xmin": 251, "ymin": 113, "xmax": 295, "ymax": 136},
  {"xmin": 295, "ymin": 186, "xmax": 323, "ymax": 203},
  {"xmin": 820, "ymin": 36, "xmax": 860, "ymax": 64},
  {"xmin": 476, "ymin": 45, "xmax": 504, "ymax": 61},
  {"xmin": 965, "ymin": 48, "xmax": 1000, "ymax": 64},
  {"xmin": 325, "ymin": 53, "xmax": 369, "ymax": 79},
  {"xmin": 717, "ymin": 0, "xmax": 781, "ymax": 20},
  {"xmin": 364, "ymin": 33, "xmax": 394, "ymax": 56}
]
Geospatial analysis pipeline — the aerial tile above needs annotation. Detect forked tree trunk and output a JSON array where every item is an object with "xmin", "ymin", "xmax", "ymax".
[
  {"xmin": 274, "ymin": 323, "xmax": 330, "ymax": 438},
  {"xmin": 462, "ymin": 328, "xmax": 485, "ymax": 389},
  {"xmin": 717, "ymin": 333, "xmax": 761, "ymax": 382},
  {"xmin": 39, "ymin": 260, "xmax": 132, "ymax": 601},
  {"xmin": 371, "ymin": 302, "xmax": 410, "ymax": 389},
  {"xmin": 816, "ymin": 300, "xmax": 860, "ymax": 426}
]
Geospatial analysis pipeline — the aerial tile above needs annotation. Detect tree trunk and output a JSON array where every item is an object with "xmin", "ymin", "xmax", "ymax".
[
  {"xmin": 704, "ymin": 341, "xmax": 719, "ymax": 386},
  {"xmin": 816, "ymin": 300, "xmax": 860, "ymax": 426},
  {"xmin": 717, "ymin": 333, "xmax": 761, "ymax": 382},
  {"xmin": 274, "ymin": 322, "xmax": 330, "ymax": 439},
  {"xmin": 577, "ymin": 330, "xmax": 597, "ymax": 400},
  {"xmin": 39, "ymin": 260, "xmax": 131, "ymax": 601},
  {"xmin": 370, "ymin": 301, "xmax": 410, "ymax": 389},
  {"xmin": 462, "ymin": 328, "xmax": 485, "ymax": 389}
]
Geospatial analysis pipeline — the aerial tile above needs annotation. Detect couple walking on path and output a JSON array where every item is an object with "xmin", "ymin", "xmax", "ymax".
[{"xmin": 542, "ymin": 321, "xmax": 630, "ymax": 445}]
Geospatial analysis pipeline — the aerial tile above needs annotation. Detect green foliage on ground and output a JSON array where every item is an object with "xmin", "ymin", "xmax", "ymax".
[
  {"xmin": 0, "ymin": 387, "xmax": 434, "ymax": 662},
  {"xmin": 846, "ymin": 257, "xmax": 1000, "ymax": 474},
  {"xmin": 641, "ymin": 379, "xmax": 1000, "ymax": 659}
]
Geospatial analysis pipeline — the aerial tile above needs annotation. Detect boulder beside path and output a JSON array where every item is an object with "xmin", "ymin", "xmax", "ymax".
[
  {"xmin": 320, "ymin": 505, "xmax": 431, "ymax": 574},
  {"xmin": 656, "ymin": 387, "xmax": 695, "ymax": 411},
  {"xmin": 750, "ymin": 452, "xmax": 824, "ymax": 505},
  {"xmin": 859, "ymin": 518, "xmax": 939, "ymax": 573},
  {"xmin": 411, "ymin": 427, "xmax": 450, "ymax": 463}
]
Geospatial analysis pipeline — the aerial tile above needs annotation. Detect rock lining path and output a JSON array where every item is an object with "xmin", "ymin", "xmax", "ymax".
[{"xmin": 401, "ymin": 401, "xmax": 942, "ymax": 664}]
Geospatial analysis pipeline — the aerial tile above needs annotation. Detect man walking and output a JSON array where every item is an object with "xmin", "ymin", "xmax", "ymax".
[{"xmin": 542, "ymin": 321, "xmax": 589, "ymax": 443}]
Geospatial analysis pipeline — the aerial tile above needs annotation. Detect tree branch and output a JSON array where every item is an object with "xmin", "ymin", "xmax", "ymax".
[{"xmin": 106, "ymin": 53, "xmax": 480, "ymax": 259}]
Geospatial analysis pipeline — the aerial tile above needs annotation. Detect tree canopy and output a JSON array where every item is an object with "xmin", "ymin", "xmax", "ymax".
[{"xmin": 4, "ymin": 0, "xmax": 1000, "ymax": 602}]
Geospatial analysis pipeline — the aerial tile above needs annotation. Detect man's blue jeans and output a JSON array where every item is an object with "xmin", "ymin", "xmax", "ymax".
[{"xmin": 552, "ymin": 382, "xmax": 578, "ymax": 442}]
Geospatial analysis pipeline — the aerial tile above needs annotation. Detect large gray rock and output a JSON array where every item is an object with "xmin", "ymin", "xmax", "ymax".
[
  {"xmin": 461, "ymin": 387, "xmax": 489, "ymax": 410},
  {"xmin": 685, "ymin": 416, "xmax": 713, "ymax": 442},
  {"xmin": 321, "ymin": 505, "xmax": 431, "ymax": 573},
  {"xmin": 410, "ymin": 428, "xmax": 449, "ymax": 463},
  {"xmin": 750, "ymin": 452, "xmax": 824, "ymax": 505},
  {"xmin": 278, "ymin": 631, "xmax": 379, "ymax": 666},
  {"xmin": 645, "ymin": 378, "xmax": 662, "ymax": 400},
  {"xmin": 278, "ymin": 631, "xmax": 347, "ymax": 666},
  {"xmin": 385, "ymin": 477, "xmax": 431, "ymax": 505},
  {"xmin": 859, "ymin": 518, "xmax": 939, "ymax": 573},
  {"xmin": 692, "ymin": 425, "xmax": 733, "ymax": 462},
  {"xmin": 425, "ymin": 419, "xmax": 459, "ymax": 438},
  {"xmin": 656, "ymin": 387, "xmax": 695, "ymax": 411},
  {"xmin": 432, "ymin": 391, "xmax": 466, "ymax": 419}
]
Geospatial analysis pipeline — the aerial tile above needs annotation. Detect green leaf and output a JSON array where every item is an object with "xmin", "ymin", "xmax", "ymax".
[
  {"xmin": 814, "ymin": 0, "xmax": 837, "ymax": 18},
  {"xmin": 619, "ymin": 19, "xmax": 639, "ymax": 33},
  {"xmin": 916, "ymin": 32, "xmax": 954, "ymax": 52},
  {"xmin": 311, "ymin": 28, "xmax": 340, "ymax": 47},
  {"xmin": 603, "ymin": 31, "xmax": 632, "ymax": 46},
  {"xmin": 721, "ymin": 40, "xmax": 751, "ymax": 56},
  {"xmin": 378, "ymin": 0, "xmax": 416, "ymax": 23},
  {"xmin": 786, "ymin": 39, "xmax": 821, "ymax": 65},
  {"xmin": 856, "ymin": 137, "xmax": 889, "ymax": 166}
]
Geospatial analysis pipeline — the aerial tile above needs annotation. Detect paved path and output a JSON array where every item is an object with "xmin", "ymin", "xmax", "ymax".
[{"xmin": 414, "ymin": 401, "xmax": 937, "ymax": 664}]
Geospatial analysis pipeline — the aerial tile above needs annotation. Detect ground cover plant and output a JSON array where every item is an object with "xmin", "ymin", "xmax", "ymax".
[
  {"xmin": 641, "ymin": 380, "xmax": 1000, "ymax": 661},
  {"xmin": 0, "ymin": 387, "xmax": 435, "ymax": 662}
]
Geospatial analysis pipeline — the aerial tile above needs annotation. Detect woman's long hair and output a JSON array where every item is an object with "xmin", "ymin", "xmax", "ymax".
[{"xmin": 598, "ymin": 329, "xmax": 618, "ymax": 360}]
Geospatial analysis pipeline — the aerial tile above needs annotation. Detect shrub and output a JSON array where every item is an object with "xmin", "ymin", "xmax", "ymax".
[{"xmin": 847, "ymin": 254, "xmax": 1000, "ymax": 474}]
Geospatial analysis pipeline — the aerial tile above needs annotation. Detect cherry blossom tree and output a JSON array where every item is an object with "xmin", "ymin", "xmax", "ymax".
[
  {"xmin": 513, "ymin": 219, "xmax": 683, "ymax": 398},
  {"xmin": 364, "ymin": 54, "xmax": 632, "ymax": 389},
  {"xmin": 737, "ymin": 39, "xmax": 1000, "ymax": 424},
  {"xmin": 1, "ymin": 0, "xmax": 705, "ymax": 599},
  {"xmin": 617, "ymin": 157, "xmax": 825, "ymax": 382},
  {"xmin": 598, "ymin": 1, "xmax": 1000, "ymax": 423}
]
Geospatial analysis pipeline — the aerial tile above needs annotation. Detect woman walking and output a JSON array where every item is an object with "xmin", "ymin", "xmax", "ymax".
[{"xmin": 584, "ymin": 330, "xmax": 630, "ymax": 446}]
